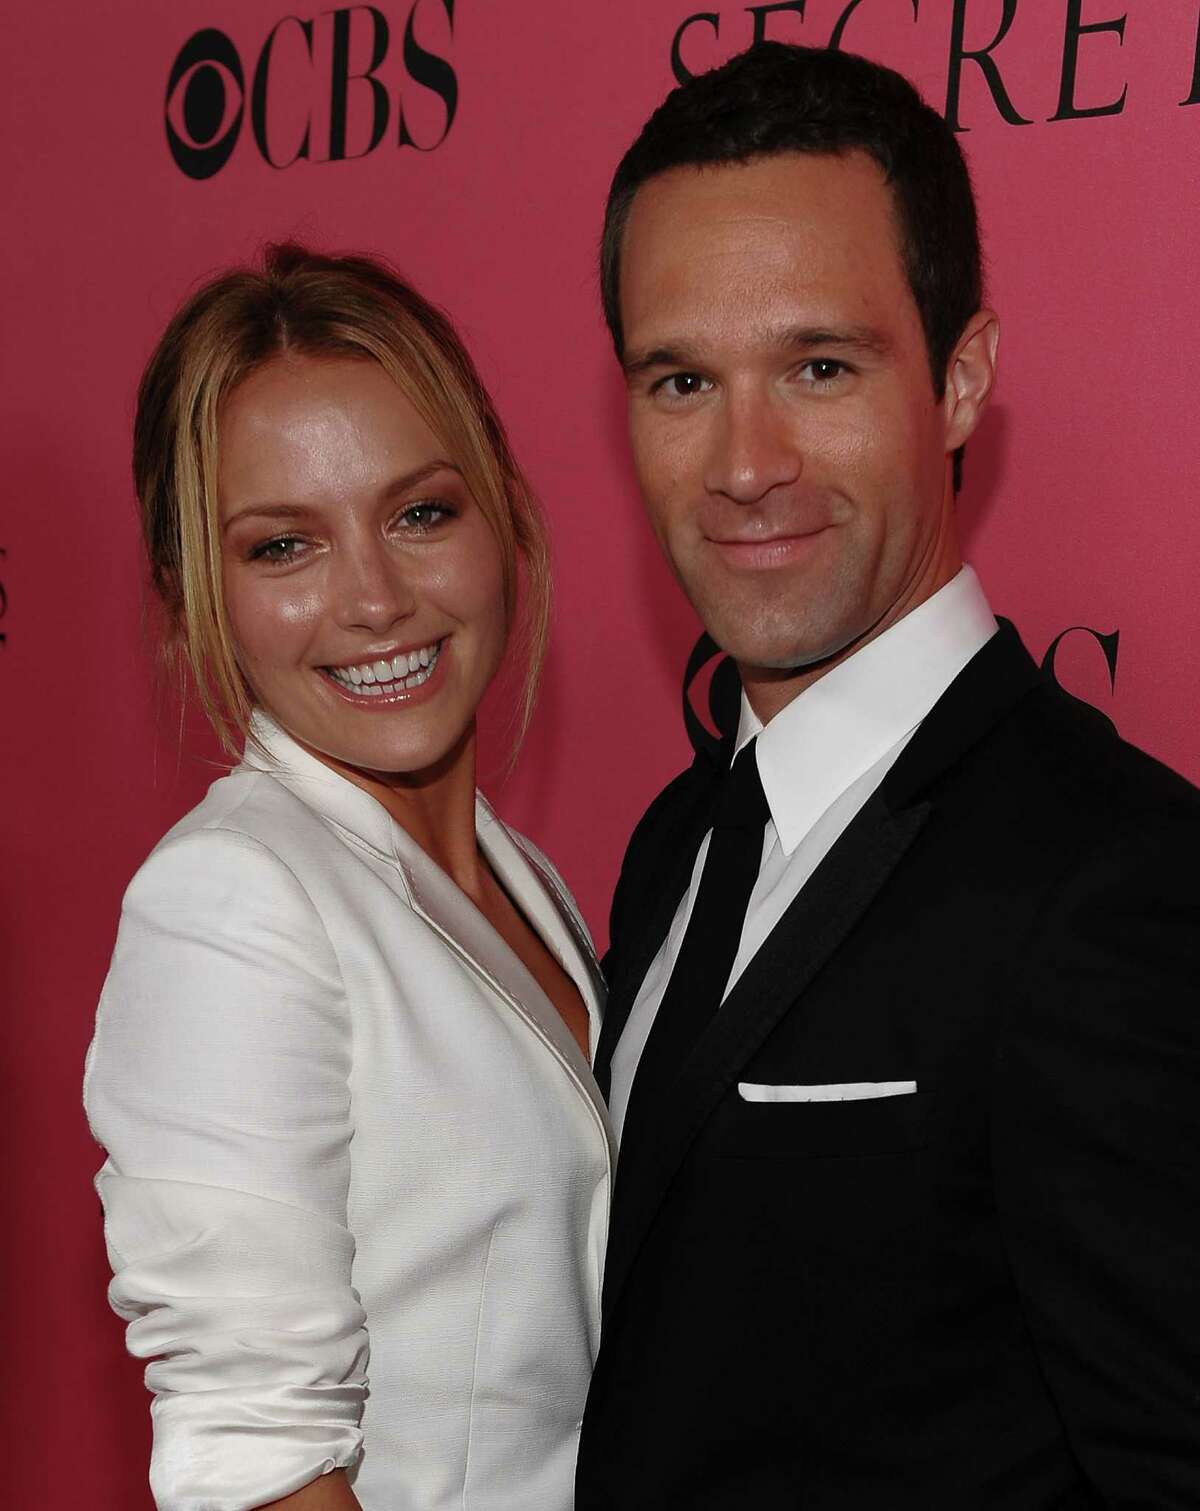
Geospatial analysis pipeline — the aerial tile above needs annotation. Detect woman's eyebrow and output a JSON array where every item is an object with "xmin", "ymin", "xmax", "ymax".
[
  {"xmin": 380, "ymin": 459, "xmax": 462, "ymax": 500},
  {"xmin": 221, "ymin": 502, "xmax": 310, "ymax": 533},
  {"xmin": 222, "ymin": 462, "xmax": 465, "ymax": 533}
]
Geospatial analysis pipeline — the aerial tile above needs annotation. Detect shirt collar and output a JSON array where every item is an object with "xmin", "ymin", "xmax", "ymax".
[{"xmin": 735, "ymin": 566, "xmax": 998, "ymax": 856}]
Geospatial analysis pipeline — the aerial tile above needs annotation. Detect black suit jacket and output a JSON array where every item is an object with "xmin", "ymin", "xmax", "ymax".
[{"xmin": 577, "ymin": 623, "xmax": 1200, "ymax": 1509}]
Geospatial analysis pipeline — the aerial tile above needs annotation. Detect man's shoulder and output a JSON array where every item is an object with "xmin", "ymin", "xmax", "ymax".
[
  {"xmin": 970, "ymin": 675, "xmax": 1200, "ymax": 856},
  {"xmin": 622, "ymin": 755, "xmax": 719, "ymax": 869},
  {"xmin": 1021, "ymin": 679, "xmax": 1194, "ymax": 805}
]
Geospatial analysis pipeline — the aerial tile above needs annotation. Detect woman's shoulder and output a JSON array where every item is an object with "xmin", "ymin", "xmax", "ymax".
[
  {"xmin": 126, "ymin": 764, "xmax": 340, "ymax": 920},
  {"xmin": 88, "ymin": 771, "xmax": 351, "ymax": 1163},
  {"xmin": 96, "ymin": 768, "xmax": 346, "ymax": 1058}
]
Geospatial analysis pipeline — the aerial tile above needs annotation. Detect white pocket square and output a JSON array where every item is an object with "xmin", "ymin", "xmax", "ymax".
[{"xmin": 737, "ymin": 1080, "xmax": 918, "ymax": 1104}]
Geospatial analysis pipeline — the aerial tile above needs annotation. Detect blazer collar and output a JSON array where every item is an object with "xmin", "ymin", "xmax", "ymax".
[
  {"xmin": 241, "ymin": 711, "xmax": 399, "ymax": 852},
  {"xmin": 880, "ymin": 618, "xmax": 1046, "ymax": 812},
  {"xmin": 240, "ymin": 714, "xmax": 613, "ymax": 1158}
]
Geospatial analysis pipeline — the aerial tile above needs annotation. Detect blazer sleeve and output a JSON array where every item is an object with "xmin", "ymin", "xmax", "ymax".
[
  {"xmin": 83, "ymin": 825, "xmax": 368, "ymax": 1511},
  {"xmin": 993, "ymin": 808, "xmax": 1200, "ymax": 1505}
]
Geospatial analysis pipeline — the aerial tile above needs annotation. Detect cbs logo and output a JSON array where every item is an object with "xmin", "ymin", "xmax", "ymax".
[
  {"xmin": 165, "ymin": 2, "xmax": 457, "ymax": 181},
  {"xmin": 165, "ymin": 29, "xmax": 244, "ymax": 180}
]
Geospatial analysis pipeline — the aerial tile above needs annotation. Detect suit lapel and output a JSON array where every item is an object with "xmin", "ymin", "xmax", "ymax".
[
  {"xmin": 602, "ymin": 792, "xmax": 930, "ymax": 1315},
  {"xmin": 880, "ymin": 619, "xmax": 1044, "ymax": 809},
  {"xmin": 602, "ymin": 620, "xmax": 1048, "ymax": 1317},
  {"xmin": 484, "ymin": 812, "xmax": 607, "ymax": 1047},
  {"xmin": 596, "ymin": 641, "xmax": 742, "ymax": 1090},
  {"xmin": 593, "ymin": 764, "xmax": 720, "ymax": 1097},
  {"xmin": 393, "ymin": 802, "xmax": 615, "ymax": 1156}
]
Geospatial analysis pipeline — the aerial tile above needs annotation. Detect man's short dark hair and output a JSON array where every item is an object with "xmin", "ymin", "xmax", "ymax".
[{"xmin": 601, "ymin": 41, "xmax": 983, "ymax": 410}]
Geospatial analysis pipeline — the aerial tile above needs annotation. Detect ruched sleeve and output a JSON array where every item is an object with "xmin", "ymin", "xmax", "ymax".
[{"xmin": 84, "ymin": 825, "xmax": 369, "ymax": 1511}]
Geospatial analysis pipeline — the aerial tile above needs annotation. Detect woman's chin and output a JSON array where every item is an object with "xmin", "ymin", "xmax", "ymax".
[{"xmin": 288, "ymin": 712, "xmax": 479, "ymax": 790}]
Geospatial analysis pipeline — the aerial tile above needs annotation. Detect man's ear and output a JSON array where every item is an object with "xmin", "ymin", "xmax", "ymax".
[{"xmin": 944, "ymin": 310, "xmax": 999, "ymax": 453}]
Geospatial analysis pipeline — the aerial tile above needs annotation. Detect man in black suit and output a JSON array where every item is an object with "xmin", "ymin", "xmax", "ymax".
[{"xmin": 577, "ymin": 42, "xmax": 1200, "ymax": 1509}]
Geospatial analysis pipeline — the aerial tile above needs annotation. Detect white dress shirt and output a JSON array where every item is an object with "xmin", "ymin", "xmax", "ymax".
[
  {"xmin": 85, "ymin": 715, "xmax": 613, "ymax": 1511},
  {"xmin": 609, "ymin": 567, "xmax": 998, "ymax": 1142}
]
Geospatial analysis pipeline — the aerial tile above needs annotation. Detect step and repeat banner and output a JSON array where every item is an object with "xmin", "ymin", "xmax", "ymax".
[{"xmin": 4, "ymin": 1, "xmax": 1199, "ymax": 1502}]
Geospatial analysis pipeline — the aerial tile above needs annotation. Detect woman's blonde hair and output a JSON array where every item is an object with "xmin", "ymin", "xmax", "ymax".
[{"xmin": 134, "ymin": 242, "xmax": 550, "ymax": 757}]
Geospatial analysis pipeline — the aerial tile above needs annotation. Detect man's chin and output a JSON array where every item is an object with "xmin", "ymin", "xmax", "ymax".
[
  {"xmin": 714, "ymin": 631, "xmax": 855, "ymax": 676},
  {"xmin": 687, "ymin": 584, "xmax": 854, "ymax": 665}
]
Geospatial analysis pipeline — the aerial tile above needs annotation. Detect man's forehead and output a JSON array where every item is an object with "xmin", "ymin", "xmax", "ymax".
[
  {"xmin": 619, "ymin": 153, "xmax": 911, "ymax": 350},
  {"xmin": 623, "ymin": 154, "xmax": 903, "ymax": 282},
  {"xmin": 624, "ymin": 149, "xmax": 895, "ymax": 238}
]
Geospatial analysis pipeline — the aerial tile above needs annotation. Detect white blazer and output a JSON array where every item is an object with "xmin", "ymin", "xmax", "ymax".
[{"xmin": 84, "ymin": 715, "xmax": 614, "ymax": 1511}]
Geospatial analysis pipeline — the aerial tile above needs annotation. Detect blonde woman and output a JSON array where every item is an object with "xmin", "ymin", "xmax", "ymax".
[{"xmin": 84, "ymin": 245, "xmax": 612, "ymax": 1511}]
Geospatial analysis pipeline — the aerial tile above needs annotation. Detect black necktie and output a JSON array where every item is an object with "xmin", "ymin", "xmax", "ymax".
[{"xmin": 621, "ymin": 740, "xmax": 770, "ymax": 1135}]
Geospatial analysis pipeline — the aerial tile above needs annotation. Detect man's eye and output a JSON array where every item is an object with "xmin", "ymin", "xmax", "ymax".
[
  {"xmin": 802, "ymin": 359, "xmax": 848, "ymax": 385},
  {"xmin": 658, "ymin": 373, "xmax": 711, "ymax": 399},
  {"xmin": 249, "ymin": 535, "xmax": 304, "ymax": 564}
]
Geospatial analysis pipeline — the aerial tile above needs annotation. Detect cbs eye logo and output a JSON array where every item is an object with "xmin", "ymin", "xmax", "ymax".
[{"xmin": 165, "ymin": 29, "xmax": 245, "ymax": 181}]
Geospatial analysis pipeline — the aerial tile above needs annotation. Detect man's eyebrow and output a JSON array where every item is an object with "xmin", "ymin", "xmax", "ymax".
[
  {"xmin": 622, "ymin": 343, "xmax": 702, "ymax": 378},
  {"xmin": 222, "ymin": 461, "xmax": 461, "ymax": 533},
  {"xmin": 622, "ymin": 324, "xmax": 892, "ymax": 376},
  {"xmin": 779, "ymin": 324, "xmax": 893, "ymax": 357}
]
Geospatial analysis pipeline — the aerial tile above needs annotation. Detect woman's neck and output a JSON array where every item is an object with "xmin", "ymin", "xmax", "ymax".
[{"xmin": 298, "ymin": 722, "xmax": 487, "ymax": 896}]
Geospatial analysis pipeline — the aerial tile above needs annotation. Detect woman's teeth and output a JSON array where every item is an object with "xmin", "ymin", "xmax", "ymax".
[{"xmin": 326, "ymin": 642, "xmax": 441, "ymax": 696}]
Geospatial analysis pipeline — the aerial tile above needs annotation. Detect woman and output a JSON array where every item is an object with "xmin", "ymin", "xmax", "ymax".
[{"xmin": 84, "ymin": 244, "xmax": 613, "ymax": 1511}]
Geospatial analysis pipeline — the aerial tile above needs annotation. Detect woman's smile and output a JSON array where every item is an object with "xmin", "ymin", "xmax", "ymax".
[{"xmin": 319, "ymin": 636, "xmax": 448, "ymax": 705}]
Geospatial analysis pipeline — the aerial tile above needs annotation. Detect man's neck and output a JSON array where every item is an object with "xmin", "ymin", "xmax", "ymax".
[{"xmin": 740, "ymin": 549, "xmax": 964, "ymax": 727}]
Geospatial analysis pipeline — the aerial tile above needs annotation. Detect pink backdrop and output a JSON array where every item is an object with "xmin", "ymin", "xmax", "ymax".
[{"xmin": 4, "ymin": 2, "xmax": 1199, "ymax": 1502}]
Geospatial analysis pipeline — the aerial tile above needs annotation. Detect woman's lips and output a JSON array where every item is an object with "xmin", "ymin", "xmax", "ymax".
[
  {"xmin": 707, "ymin": 527, "xmax": 832, "ymax": 570},
  {"xmin": 318, "ymin": 638, "xmax": 450, "ymax": 709}
]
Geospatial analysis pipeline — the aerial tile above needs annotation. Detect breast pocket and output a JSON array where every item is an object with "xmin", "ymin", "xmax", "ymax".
[{"xmin": 714, "ymin": 1079, "xmax": 934, "ymax": 1159}]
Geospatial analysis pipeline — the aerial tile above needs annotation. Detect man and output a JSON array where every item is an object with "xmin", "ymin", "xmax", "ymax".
[{"xmin": 577, "ymin": 42, "xmax": 1200, "ymax": 1509}]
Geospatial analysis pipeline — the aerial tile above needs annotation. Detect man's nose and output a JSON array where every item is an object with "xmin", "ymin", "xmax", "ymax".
[
  {"xmin": 333, "ymin": 540, "xmax": 417, "ymax": 634},
  {"xmin": 703, "ymin": 388, "xmax": 803, "ymax": 505}
]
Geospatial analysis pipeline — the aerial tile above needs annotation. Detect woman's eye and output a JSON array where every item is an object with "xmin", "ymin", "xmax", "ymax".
[
  {"xmin": 657, "ymin": 372, "xmax": 712, "ymax": 400},
  {"xmin": 398, "ymin": 500, "xmax": 453, "ymax": 531},
  {"xmin": 249, "ymin": 535, "xmax": 304, "ymax": 564}
]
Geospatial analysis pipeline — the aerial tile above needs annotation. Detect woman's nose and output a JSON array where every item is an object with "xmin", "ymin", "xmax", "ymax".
[{"xmin": 333, "ymin": 541, "xmax": 417, "ymax": 634}]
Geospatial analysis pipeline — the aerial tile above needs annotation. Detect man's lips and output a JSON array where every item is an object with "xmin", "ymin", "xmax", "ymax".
[{"xmin": 705, "ymin": 526, "xmax": 833, "ymax": 569}]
